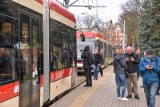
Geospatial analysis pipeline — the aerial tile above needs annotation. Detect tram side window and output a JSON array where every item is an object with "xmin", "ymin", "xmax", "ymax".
[
  {"xmin": 50, "ymin": 32, "xmax": 63, "ymax": 71},
  {"xmin": 62, "ymin": 36, "xmax": 70, "ymax": 68},
  {"xmin": 0, "ymin": 16, "xmax": 15, "ymax": 84}
]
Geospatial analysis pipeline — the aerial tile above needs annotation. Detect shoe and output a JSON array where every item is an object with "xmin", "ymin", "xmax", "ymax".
[
  {"xmin": 121, "ymin": 97, "xmax": 129, "ymax": 101},
  {"xmin": 135, "ymin": 95, "xmax": 140, "ymax": 99},
  {"xmin": 96, "ymin": 78, "xmax": 98, "ymax": 80},
  {"xmin": 117, "ymin": 97, "xmax": 121, "ymax": 100},
  {"xmin": 126, "ymin": 95, "xmax": 132, "ymax": 98},
  {"xmin": 89, "ymin": 84, "xmax": 92, "ymax": 87},
  {"xmin": 84, "ymin": 85, "xmax": 89, "ymax": 87},
  {"xmin": 93, "ymin": 78, "xmax": 96, "ymax": 80}
]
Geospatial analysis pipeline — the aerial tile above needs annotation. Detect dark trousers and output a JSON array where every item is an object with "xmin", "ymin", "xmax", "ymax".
[
  {"xmin": 84, "ymin": 68, "xmax": 92, "ymax": 85},
  {"xmin": 99, "ymin": 68, "xmax": 103, "ymax": 76}
]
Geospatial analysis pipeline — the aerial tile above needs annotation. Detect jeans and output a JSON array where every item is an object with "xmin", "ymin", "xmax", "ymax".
[
  {"xmin": 115, "ymin": 73, "xmax": 127, "ymax": 98},
  {"xmin": 144, "ymin": 82, "xmax": 159, "ymax": 107},
  {"xmin": 84, "ymin": 68, "xmax": 92, "ymax": 85},
  {"xmin": 93, "ymin": 64, "xmax": 99, "ymax": 79}
]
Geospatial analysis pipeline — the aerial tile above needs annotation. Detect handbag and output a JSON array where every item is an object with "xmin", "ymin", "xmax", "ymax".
[{"xmin": 117, "ymin": 60, "xmax": 129, "ymax": 78}]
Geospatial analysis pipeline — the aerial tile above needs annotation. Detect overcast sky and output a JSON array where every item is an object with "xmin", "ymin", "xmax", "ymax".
[{"xmin": 65, "ymin": 0, "xmax": 128, "ymax": 23}]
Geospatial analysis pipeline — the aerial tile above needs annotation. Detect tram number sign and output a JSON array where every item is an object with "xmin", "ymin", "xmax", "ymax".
[{"xmin": 14, "ymin": 85, "xmax": 19, "ymax": 93}]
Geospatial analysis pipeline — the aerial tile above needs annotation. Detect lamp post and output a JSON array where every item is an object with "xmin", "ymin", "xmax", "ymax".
[{"xmin": 123, "ymin": 19, "xmax": 126, "ymax": 53}]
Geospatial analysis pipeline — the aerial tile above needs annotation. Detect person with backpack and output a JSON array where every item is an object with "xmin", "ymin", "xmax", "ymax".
[
  {"xmin": 113, "ymin": 48, "xmax": 128, "ymax": 101},
  {"xmin": 139, "ymin": 48, "xmax": 160, "ymax": 107},
  {"xmin": 81, "ymin": 46, "xmax": 94, "ymax": 87}
]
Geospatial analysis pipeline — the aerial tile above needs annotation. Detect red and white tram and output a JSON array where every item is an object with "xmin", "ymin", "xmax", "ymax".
[
  {"xmin": 77, "ymin": 31, "xmax": 114, "ymax": 72},
  {"xmin": 0, "ymin": 0, "xmax": 77, "ymax": 106}
]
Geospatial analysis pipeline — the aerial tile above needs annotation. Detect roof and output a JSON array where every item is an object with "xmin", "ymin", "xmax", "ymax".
[
  {"xmin": 77, "ymin": 31, "xmax": 109, "ymax": 41},
  {"xmin": 36, "ymin": 0, "xmax": 76, "ymax": 23}
]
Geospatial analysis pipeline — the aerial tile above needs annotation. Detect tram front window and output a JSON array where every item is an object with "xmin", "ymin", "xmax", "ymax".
[
  {"xmin": 77, "ymin": 44, "xmax": 93, "ymax": 59},
  {"xmin": 0, "ymin": 15, "xmax": 15, "ymax": 84}
]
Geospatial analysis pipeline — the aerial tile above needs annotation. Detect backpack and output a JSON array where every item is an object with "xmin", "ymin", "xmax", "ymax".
[{"xmin": 88, "ymin": 52, "xmax": 95, "ymax": 65}]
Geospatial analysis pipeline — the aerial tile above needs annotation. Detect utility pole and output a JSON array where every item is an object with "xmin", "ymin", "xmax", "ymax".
[{"xmin": 123, "ymin": 19, "xmax": 126, "ymax": 53}]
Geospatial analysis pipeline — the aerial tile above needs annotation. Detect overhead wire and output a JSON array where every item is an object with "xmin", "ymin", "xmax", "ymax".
[{"xmin": 96, "ymin": 0, "xmax": 108, "ymax": 21}]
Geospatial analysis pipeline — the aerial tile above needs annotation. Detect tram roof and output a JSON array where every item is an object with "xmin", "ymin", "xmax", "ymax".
[
  {"xmin": 36, "ymin": 0, "xmax": 76, "ymax": 23},
  {"xmin": 77, "ymin": 31, "xmax": 109, "ymax": 41}
]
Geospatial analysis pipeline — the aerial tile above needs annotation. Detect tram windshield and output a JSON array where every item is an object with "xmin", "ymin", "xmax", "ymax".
[{"xmin": 77, "ymin": 43, "xmax": 94, "ymax": 60}]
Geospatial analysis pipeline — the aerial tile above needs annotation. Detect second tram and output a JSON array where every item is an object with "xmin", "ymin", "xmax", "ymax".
[{"xmin": 77, "ymin": 31, "xmax": 114, "ymax": 72}]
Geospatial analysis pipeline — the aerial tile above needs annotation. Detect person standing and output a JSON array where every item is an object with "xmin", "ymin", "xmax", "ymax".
[
  {"xmin": 139, "ymin": 48, "xmax": 160, "ymax": 107},
  {"xmin": 93, "ymin": 49, "xmax": 104, "ymax": 80},
  {"xmin": 155, "ymin": 51, "xmax": 160, "ymax": 95},
  {"xmin": 98, "ymin": 51, "xmax": 104, "ymax": 77},
  {"xmin": 93, "ymin": 49, "xmax": 100, "ymax": 80},
  {"xmin": 113, "ymin": 48, "xmax": 128, "ymax": 101},
  {"xmin": 81, "ymin": 46, "xmax": 93, "ymax": 87},
  {"xmin": 135, "ymin": 48, "xmax": 141, "ymax": 80},
  {"xmin": 125, "ymin": 46, "xmax": 140, "ymax": 99}
]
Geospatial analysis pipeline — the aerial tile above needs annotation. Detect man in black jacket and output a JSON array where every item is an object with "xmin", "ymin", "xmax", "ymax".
[
  {"xmin": 81, "ymin": 46, "xmax": 92, "ymax": 87},
  {"xmin": 125, "ymin": 46, "xmax": 140, "ymax": 99}
]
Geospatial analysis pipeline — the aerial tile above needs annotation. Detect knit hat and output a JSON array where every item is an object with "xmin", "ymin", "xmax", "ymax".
[{"xmin": 146, "ymin": 48, "xmax": 153, "ymax": 55}]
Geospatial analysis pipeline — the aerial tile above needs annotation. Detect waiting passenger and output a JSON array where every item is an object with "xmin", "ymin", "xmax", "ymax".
[
  {"xmin": 113, "ymin": 48, "xmax": 128, "ymax": 101},
  {"xmin": 139, "ymin": 48, "xmax": 160, "ymax": 107},
  {"xmin": 81, "ymin": 46, "xmax": 93, "ymax": 87}
]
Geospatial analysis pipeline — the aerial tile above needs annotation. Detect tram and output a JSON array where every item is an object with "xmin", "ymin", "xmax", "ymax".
[
  {"xmin": 77, "ymin": 31, "xmax": 114, "ymax": 72},
  {"xmin": 0, "ymin": 0, "xmax": 77, "ymax": 107}
]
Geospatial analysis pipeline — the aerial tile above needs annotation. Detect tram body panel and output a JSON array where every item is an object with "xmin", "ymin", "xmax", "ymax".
[
  {"xmin": 0, "ymin": 97, "xmax": 19, "ymax": 107},
  {"xmin": 50, "ymin": 75, "xmax": 71, "ymax": 100},
  {"xmin": 0, "ymin": 0, "xmax": 76, "ymax": 106}
]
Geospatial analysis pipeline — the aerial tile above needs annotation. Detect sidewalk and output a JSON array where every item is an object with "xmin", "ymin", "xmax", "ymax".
[{"xmin": 51, "ymin": 66, "xmax": 160, "ymax": 107}]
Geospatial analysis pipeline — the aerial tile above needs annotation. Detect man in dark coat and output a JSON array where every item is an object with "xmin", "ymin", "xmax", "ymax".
[
  {"xmin": 125, "ymin": 46, "xmax": 140, "ymax": 99},
  {"xmin": 81, "ymin": 46, "xmax": 92, "ymax": 87}
]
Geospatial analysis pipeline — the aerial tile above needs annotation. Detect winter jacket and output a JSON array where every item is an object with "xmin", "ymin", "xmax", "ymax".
[
  {"xmin": 139, "ymin": 56, "xmax": 160, "ymax": 84},
  {"xmin": 135, "ymin": 54, "xmax": 141, "ymax": 72},
  {"xmin": 81, "ymin": 46, "xmax": 92, "ymax": 69},
  {"xmin": 125, "ymin": 52, "xmax": 139, "ymax": 73},
  {"xmin": 113, "ymin": 54, "xmax": 128, "ymax": 74},
  {"xmin": 94, "ymin": 53, "xmax": 104, "ymax": 65}
]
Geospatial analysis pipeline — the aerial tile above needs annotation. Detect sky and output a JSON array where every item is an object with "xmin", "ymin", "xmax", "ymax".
[{"xmin": 65, "ymin": 0, "xmax": 128, "ymax": 23}]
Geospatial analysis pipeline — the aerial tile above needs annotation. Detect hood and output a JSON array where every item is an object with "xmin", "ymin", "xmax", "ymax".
[
  {"xmin": 115, "ymin": 54, "xmax": 123, "ymax": 60},
  {"xmin": 84, "ymin": 46, "xmax": 90, "ymax": 52}
]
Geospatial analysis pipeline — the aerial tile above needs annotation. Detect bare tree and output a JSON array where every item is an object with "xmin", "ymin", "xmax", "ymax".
[
  {"xmin": 118, "ymin": 0, "xmax": 143, "ymax": 49},
  {"xmin": 76, "ymin": 15, "xmax": 105, "ymax": 31}
]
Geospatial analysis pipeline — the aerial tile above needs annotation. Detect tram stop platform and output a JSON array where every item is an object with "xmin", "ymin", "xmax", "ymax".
[{"xmin": 50, "ymin": 66, "xmax": 160, "ymax": 107}]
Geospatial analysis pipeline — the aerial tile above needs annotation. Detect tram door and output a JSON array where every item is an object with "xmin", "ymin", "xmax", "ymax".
[{"xmin": 19, "ymin": 13, "xmax": 40, "ymax": 107}]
